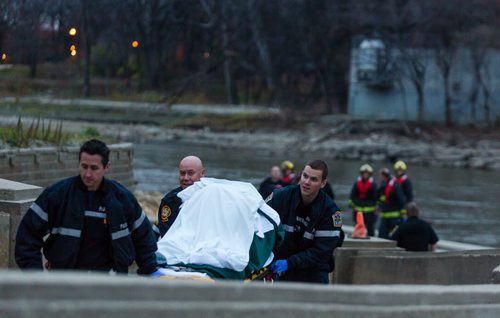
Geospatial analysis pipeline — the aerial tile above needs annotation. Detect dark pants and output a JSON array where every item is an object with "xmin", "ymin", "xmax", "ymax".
[{"xmin": 378, "ymin": 218, "xmax": 401, "ymax": 239}]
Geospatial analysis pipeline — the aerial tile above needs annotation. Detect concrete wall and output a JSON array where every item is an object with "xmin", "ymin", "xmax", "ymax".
[
  {"xmin": 336, "ymin": 248, "xmax": 500, "ymax": 285},
  {"xmin": 348, "ymin": 48, "xmax": 500, "ymax": 124},
  {"xmin": 0, "ymin": 179, "xmax": 42, "ymax": 268},
  {"xmin": 3, "ymin": 271, "xmax": 500, "ymax": 318},
  {"xmin": 0, "ymin": 143, "xmax": 135, "ymax": 190}
]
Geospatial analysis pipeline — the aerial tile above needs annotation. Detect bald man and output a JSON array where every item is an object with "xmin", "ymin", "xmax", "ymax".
[{"xmin": 156, "ymin": 156, "xmax": 205, "ymax": 239}]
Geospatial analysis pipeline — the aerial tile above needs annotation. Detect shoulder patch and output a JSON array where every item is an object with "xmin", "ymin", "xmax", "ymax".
[
  {"xmin": 333, "ymin": 211, "xmax": 342, "ymax": 228},
  {"xmin": 161, "ymin": 205, "xmax": 172, "ymax": 223}
]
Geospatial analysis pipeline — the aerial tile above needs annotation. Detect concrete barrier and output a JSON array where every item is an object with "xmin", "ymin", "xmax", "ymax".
[
  {"xmin": 344, "ymin": 249, "xmax": 500, "ymax": 284},
  {"xmin": 0, "ymin": 143, "xmax": 135, "ymax": 190},
  {"xmin": 0, "ymin": 179, "xmax": 42, "ymax": 268},
  {"xmin": 2, "ymin": 271, "xmax": 500, "ymax": 318}
]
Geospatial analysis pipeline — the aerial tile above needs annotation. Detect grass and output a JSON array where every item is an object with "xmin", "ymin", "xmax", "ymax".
[
  {"xmin": 0, "ymin": 117, "xmax": 69, "ymax": 147},
  {"xmin": 0, "ymin": 116, "xmax": 114, "ymax": 148}
]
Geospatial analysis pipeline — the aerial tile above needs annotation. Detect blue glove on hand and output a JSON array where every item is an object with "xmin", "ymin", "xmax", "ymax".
[
  {"xmin": 150, "ymin": 269, "xmax": 164, "ymax": 278},
  {"xmin": 270, "ymin": 260, "xmax": 288, "ymax": 274}
]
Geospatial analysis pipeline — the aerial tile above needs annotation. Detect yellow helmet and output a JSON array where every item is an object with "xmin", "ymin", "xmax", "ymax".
[
  {"xmin": 359, "ymin": 164, "xmax": 373, "ymax": 174},
  {"xmin": 281, "ymin": 160, "xmax": 294, "ymax": 171},
  {"xmin": 394, "ymin": 160, "xmax": 407, "ymax": 171}
]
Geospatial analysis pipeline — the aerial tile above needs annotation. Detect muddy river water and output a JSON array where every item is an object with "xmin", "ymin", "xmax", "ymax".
[{"xmin": 133, "ymin": 141, "xmax": 500, "ymax": 247}]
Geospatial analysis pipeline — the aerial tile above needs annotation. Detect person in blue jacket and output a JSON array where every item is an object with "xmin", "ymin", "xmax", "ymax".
[
  {"xmin": 156, "ymin": 155, "xmax": 205, "ymax": 239},
  {"xmin": 267, "ymin": 159, "xmax": 343, "ymax": 284},
  {"xmin": 15, "ymin": 139, "xmax": 157, "ymax": 274}
]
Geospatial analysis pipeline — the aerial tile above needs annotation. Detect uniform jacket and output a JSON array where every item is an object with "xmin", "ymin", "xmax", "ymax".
[
  {"xmin": 15, "ymin": 176, "xmax": 157, "ymax": 274},
  {"xmin": 267, "ymin": 185, "xmax": 342, "ymax": 281},
  {"xmin": 396, "ymin": 174, "xmax": 414, "ymax": 203},
  {"xmin": 378, "ymin": 178, "xmax": 406, "ymax": 212},
  {"xmin": 156, "ymin": 186, "xmax": 183, "ymax": 238}
]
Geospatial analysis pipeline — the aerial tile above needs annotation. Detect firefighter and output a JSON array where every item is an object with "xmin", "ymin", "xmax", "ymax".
[
  {"xmin": 377, "ymin": 168, "xmax": 406, "ymax": 239},
  {"xmin": 394, "ymin": 160, "xmax": 414, "ymax": 216},
  {"xmin": 15, "ymin": 139, "xmax": 157, "ymax": 274},
  {"xmin": 348, "ymin": 164, "xmax": 378, "ymax": 236},
  {"xmin": 280, "ymin": 160, "xmax": 295, "ymax": 186},
  {"xmin": 267, "ymin": 159, "xmax": 343, "ymax": 284},
  {"xmin": 156, "ymin": 156, "xmax": 205, "ymax": 239}
]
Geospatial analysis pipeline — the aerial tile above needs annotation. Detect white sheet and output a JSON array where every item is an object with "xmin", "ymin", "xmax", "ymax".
[{"xmin": 157, "ymin": 178, "xmax": 268, "ymax": 271}]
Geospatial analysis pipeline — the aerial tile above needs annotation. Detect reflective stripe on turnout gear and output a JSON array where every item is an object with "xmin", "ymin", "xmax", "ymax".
[
  {"xmin": 352, "ymin": 205, "xmax": 376, "ymax": 213},
  {"xmin": 30, "ymin": 202, "xmax": 48, "ymax": 222},
  {"xmin": 381, "ymin": 211, "xmax": 401, "ymax": 219},
  {"xmin": 51, "ymin": 227, "xmax": 81, "ymax": 237},
  {"xmin": 84, "ymin": 211, "xmax": 106, "ymax": 219}
]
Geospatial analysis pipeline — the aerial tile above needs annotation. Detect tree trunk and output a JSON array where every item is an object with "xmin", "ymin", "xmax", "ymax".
[
  {"xmin": 221, "ymin": 1, "xmax": 239, "ymax": 105},
  {"xmin": 82, "ymin": 0, "xmax": 91, "ymax": 97}
]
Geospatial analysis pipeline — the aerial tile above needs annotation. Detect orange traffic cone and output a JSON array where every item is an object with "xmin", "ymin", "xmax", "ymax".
[{"xmin": 351, "ymin": 211, "xmax": 368, "ymax": 239}]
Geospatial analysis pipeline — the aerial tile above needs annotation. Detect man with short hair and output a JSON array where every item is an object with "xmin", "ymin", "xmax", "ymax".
[
  {"xmin": 156, "ymin": 156, "xmax": 205, "ymax": 238},
  {"xmin": 258, "ymin": 165, "xmax": 283, "ymax": 199},
  {"xmin": 390, "ymin": 202, "xmax": 439, "ymax": 251},
  {"xmin": 267, "ymin": 159, "xmax": 343, "ymax": 284},
  {"xmin": 15, "ymin": 139, "xmax": 157, "ymax": 274}
]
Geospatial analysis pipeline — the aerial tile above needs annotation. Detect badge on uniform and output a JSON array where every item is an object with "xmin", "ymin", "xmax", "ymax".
[
  {"xmin": 333, "ymin": 211, "xmax": 342, "ymax": 228},
  {"xmin": 161, "ymin": 205, "xmax": 172, "ymax": 223}
]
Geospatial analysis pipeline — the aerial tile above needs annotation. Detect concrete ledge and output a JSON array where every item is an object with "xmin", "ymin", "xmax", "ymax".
[
  {"xmin": 0, "ymin": 179, "xmax": 42, "ymax": 201},
  {"xmin": 347, "ymin": 249, "xmax": 500, "ymax": 284},
  {"xmin": 0, "ymin": 143, "xmax": 135, "ymax": 190},
  {"xmin": 0, "ymin": 213, "xmax": 9, "ymax": 267},
  {"xmin": 2, "ymin": 271, "xmax": 500, "ymax": 318}
]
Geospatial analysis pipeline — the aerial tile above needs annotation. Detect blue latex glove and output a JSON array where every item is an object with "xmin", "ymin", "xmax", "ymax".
[
  {"xmin": 150, "ymin": 269, "xmax": 164, "ymax": 278},
  {"xmin": 270, "ymin": 260, "xmax": 288, "ymax": 274}
]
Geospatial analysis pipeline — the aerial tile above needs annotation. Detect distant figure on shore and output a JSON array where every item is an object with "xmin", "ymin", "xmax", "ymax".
[
  {"xmin": 377, "ymin": 167, "xmax": 406, "ymax": 239},
  {"xmin": 349, "ymin": 164, "xmax": 378, "ymax": 236},
  {"xmin": 394, "ymin": 160, "xmax": 413, "ymax": 206},
  {"xmin": 15, "ymin": 139, "xmax": 157, "ymax": 274},
  {"xmin": 390, "ymin": 202, "xmax": 439, "ymax": 251},
  {"xmin": 280, "ymin": 160, "xmax": 296, "ymax": 186},
  {"xmin": 156, "ymin": 156, "xmax": 205, "ymax": 239},
  {"xmin": 258, "ymin": 165, "xmax": 283, "ymax": 199}
]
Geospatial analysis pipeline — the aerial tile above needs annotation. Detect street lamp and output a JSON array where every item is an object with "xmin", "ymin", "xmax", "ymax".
[
  {"xmin": 69, "ymin": 27, "xmax": 77, "ymax": 36},
  {"xmin": 131, "ymin": 40, "xmax": 139, "ymax": 48},
  {"xmin": 1, "ymin": 53, "xmax": 6, "ymax": 61}
]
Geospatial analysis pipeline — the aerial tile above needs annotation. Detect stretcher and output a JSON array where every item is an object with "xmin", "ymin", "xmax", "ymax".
[{"xmin": 154, "ymin": 178, "xmax": 284, "ymax": 281}]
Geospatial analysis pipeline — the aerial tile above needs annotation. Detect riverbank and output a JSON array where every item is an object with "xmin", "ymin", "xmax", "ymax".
[
  {"xmin": 0, "ymin": 96, "xmax": 499, "ymax": 171},
  {"xmin": 1, "ymin": 115, "xmax": 499, "ymax": 171}
]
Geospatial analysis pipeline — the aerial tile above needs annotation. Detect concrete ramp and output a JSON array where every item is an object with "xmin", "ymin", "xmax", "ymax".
[{"xmin": 2, "ymin": 271, "xmax": 500, "ymax": 318}]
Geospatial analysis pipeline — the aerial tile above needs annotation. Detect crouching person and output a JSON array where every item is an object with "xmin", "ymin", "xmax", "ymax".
[
  {"xmin": 15, "ymin": 139, "xmax": 157, "ymax": 274},
  {"xmin": 267, "ymin": 160, "xmax": 343, "ymax": 284}
]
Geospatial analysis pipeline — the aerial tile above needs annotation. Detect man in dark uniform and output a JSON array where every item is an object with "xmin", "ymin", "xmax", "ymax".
[
  {"xmin": 390, "ymin": 202, "xmax": 439, "ymax": 251},
  {"xmin": 349, "ymin": 164, "xmax": 378, "ymax": 236},
  {"xmin": 156, "ymin": 156, "xmax": 205, "ymax": 238},
  {"xmin": 15, "ymin": 139, "xmax": 157, "ymax": 274},
  {"xmin": 267, "ymin": 159, "xmax": 343, "ymax": 284},
  {"xmin": 258, "ymin": 165, "xmax": 283, "ymax": 199},
  {"xmin": 377, "ymin": 168, "xmax": 406, "ymax": 239}
]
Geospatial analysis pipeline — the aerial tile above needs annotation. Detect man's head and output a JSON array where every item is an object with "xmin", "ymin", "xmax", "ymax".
[
  {"xmin": 179, "ymin": 156, "xmax": 205, "ymax": 189},
  {"xmin": 79, "ymin": 139, "xmax": 110, "ymax": 191},
  {"xmin": 299, "ymin": 160, "xmax": 328, "ymax": 203},
  {"xmin": 270, "ymin": 166, "xmax": 281, "ymax": 182},
  {"xmin": 394, "ymin": 160, "xmax": 407, "ymax": 177},
  {"xmin": 406, "ymin": 202, "xmax": 419, "ymax": 218},
  {"xmin": 359, "ymin": 164, "xmax": 373, "ymax": 180},
  {"xmin": 281, "ymin": 160, "xmax": 294, "ymax": 176},
  {"xmin": 379, "ymin": 167, "xmax": 391, "ymax": 182}
]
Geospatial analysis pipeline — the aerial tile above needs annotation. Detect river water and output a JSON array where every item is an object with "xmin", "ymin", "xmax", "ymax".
[{"xmin": 133, "ymin": 141, "xmax": 500, "ymax": 247}]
